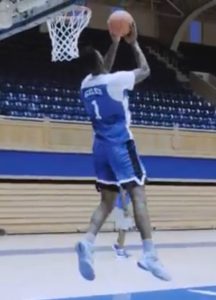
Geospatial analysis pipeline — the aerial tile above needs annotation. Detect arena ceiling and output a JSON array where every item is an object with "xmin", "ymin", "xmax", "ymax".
[{"xmin": 97, "ymin": 0, "xmax": 215, "ymax": 19}]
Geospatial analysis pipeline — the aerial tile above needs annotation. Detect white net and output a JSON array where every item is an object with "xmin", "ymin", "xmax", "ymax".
[{"xmin": 47, "ymin": 5, "xmax": 92, "ymax": 62}]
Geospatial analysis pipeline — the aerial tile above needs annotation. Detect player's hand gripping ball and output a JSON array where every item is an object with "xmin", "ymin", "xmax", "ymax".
[{"xmin": 124, "ymin": 22, "xmax": 137, "ymax": 44}]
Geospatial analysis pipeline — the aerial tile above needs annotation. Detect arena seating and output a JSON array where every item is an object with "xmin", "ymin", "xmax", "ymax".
[
  {"xmin": 150, "ymin": 41, "xmax": 216, "ymax": 77},
  {"xmin": 178, "ymin": 42, "xmax": 216, "ymax": 75},
  {"xmin": 131, "ymin": 88, "xmax": 216, "ymax": 129},
  {"xmin": 0, "ymin": 28, "xmax": 215, "ymax": 130},
  {"xmin": 0, "ymin": 79, "xmax": 215, "ymax": 130}
]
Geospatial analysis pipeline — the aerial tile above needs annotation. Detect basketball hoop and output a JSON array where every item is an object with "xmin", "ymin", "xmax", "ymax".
[{"xmin": 47, "ymin": 5, "xmax": 92, "ymax": 62}]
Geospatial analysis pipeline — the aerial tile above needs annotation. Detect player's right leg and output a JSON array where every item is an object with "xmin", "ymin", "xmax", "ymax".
[
  {"xmin": 75, "ymin": 139, "xmax": 118, "ymax": 280},
  {"xmin": 75, "ymin": 188, "xmax": 117, "ymax": 280}
]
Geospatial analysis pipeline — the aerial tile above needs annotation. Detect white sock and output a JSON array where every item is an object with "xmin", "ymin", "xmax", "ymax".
[
  {"xmin": 84, "ymin": 232, "xmax": 96, "ymax": 245},
  {"xmin": 142, "ymin": 239, "xmax": 156, "ymax": 254}
]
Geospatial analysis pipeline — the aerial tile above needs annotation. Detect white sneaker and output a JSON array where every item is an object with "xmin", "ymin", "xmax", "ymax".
[
  {"xmin": 112, "ymin": 244, "xmax": 131, "ymax": 258},
  {"xmin": 138, "ymin": 254, "xmax": 171, "ymax": 281},
  {"xmin": 75, "ymin": 241, "xmax": 95, "ymax": 281}
]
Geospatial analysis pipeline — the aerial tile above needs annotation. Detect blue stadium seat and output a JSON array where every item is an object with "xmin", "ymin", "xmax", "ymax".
[{"xmin": 0, "ymin": 73, "xmax": 215, "ymax": 131}]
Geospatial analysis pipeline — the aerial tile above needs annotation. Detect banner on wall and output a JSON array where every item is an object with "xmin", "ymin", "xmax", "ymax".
[{"xmin": 0, "ymin": 150, "xmax": 216, "ymax": 182}]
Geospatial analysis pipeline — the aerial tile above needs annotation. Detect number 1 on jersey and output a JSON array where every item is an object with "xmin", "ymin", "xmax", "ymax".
[{"xmin": 91, "ymin": 100, "xmax": 102, "ymax": 120}]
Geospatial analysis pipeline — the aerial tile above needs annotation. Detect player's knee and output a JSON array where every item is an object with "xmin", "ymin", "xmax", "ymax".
[
  {"xmin": 100, "ymin": 188, "xmax": 118, "ymax": 211},
  {"xmin": 100, "ymin": 199, "xmax": 114, "ymax": 215},
  {"xmin": 125, "ymin": 183, "xmax": 144, "ymax": 197},
  {"xmin": 128, "ymin": 185, "xmax": 147, "ymax": 205}
]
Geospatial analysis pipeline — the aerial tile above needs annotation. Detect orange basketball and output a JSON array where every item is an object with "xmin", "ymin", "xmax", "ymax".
[{"xmin": 107, "ymin": 10, "xmax": 134, "ymax": 37}]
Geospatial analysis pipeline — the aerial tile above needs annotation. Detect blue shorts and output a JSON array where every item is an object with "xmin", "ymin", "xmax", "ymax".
[{"xmin": 93, "ymin": 139, "xmax": 146, "ymax": 189}]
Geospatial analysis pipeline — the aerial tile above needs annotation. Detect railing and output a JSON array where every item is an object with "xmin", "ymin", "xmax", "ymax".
[{"xmin": 0, "ymin": 116, "xmax": 216, "ymax": 157}]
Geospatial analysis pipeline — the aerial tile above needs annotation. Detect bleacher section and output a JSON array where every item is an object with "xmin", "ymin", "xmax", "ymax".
[
  {"xmin": 152, "ymin": 41, "xmax": 216, "ymax": 77},
  {"xmin": 0, "ymin": 28, "xmax": 215, "ymax": 130},
  {"xmin": 179, "ymin": 42, "xmax": 216, "ymax": 75},
  {"xmin": 0, "ymin": 30, "xmax": 216, "ymax": 130},
  {"xmin": 0, "ymin": 79, "xmax": 215, "ymax": 130}
]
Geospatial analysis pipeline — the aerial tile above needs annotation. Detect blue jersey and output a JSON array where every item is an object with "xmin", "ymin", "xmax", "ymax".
[{"xmin": 80, "ymin": 71, "xmax": 135, "ymax": 143}]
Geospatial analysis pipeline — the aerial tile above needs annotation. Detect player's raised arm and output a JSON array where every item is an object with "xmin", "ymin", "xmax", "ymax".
[
  {"xmin": 132, "ymin": 41, "xmax": 151, "ymax": 83},
  {"xmin": 103, "ymin": 34, "xmax": 120, "ymax": 72},
  {"xmin": 124, "ymin": 23, "xmax": 151, "ymax": 84}
]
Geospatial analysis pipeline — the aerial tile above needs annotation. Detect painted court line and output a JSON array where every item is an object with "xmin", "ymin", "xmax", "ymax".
[
  {"xmin": 41, "ymin": 286, "xmax": 216, "ymax": 300},
  {"xmin": 0, "ymin": 241, "xmax": 216, "ymax": 257}
]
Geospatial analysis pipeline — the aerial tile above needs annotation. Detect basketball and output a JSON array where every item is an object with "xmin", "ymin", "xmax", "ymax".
[{"xmin": 107, "ymin": 10, "xmax": 134, "ymax": 37}]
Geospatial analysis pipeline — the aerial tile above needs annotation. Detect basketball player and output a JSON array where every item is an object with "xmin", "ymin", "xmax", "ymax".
[
  {"xmin": 112, "ymin": 188, "xmax": 132, "ymax": 258},
  {"xmin": 76, "ymin": 23, "xmax": 171, "ymax": 281}
]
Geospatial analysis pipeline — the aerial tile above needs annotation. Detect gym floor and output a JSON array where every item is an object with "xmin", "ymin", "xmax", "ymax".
[{"xmin": 0, "ymin": 230, "xmax": 215, "ymax": 300}]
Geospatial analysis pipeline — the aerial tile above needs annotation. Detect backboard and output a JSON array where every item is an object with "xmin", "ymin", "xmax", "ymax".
[{"xmin": 0, "ymin": 0, "xmax": 86, "ymax": 41}]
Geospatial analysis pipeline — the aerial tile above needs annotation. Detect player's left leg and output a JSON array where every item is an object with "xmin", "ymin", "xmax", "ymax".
[
  {"xmin": 128, "ymin": 184, "xmax": 171, "ymax": 281},
  {"xmin": 109, "ymin": 140, "xmax": 171, "ymax": 281}
]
